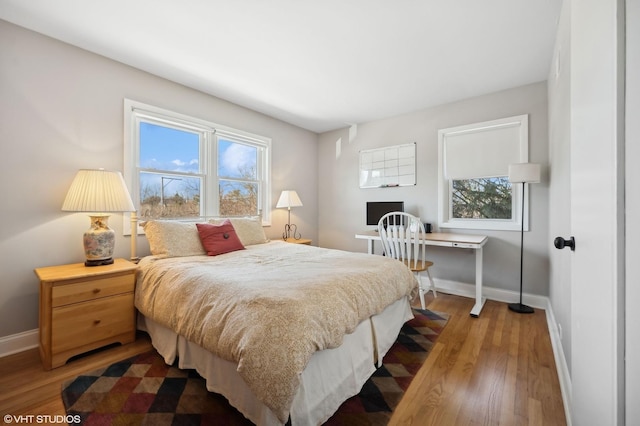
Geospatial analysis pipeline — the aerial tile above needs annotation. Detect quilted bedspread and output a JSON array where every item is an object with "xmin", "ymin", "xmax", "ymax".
[{"xmin": 135, "ymin": 241, "xmax": 418, "ymax": 423}]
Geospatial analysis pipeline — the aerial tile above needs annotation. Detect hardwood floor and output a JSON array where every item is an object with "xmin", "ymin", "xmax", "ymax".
[
  {"xmin": 392, "ymin": 294, "xmax": 566, "ymax": 426},
  {"xmin": 0, "ymin": 293, "xmax": 566, "ymax": 425}
]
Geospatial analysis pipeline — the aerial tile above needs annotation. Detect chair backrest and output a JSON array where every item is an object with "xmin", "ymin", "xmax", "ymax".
[{"xmin": 377, "ymin": 212, "xmax": 426, "ymax": 269}]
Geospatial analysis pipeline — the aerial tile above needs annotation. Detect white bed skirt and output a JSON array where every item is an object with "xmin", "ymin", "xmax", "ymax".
[{"xmin": 138, "ymin": 296, "xmax": 413, "ymax": 426}]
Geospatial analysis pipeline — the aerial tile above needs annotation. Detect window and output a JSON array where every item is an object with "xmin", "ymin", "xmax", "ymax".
[
  {"xmin": 438, "ymin": 115, "xmax": 528, "ymax": 231},
  {"xmin": 124, "ymin": 100, "xmax": 271, "ymax": 231},
  {"xmin": 217, "ymin": 137, "xmax": 260, "ymax": 216},
  {"xmin": 138, "ymin": 121, "xmax": 204, "ymax": 218}
]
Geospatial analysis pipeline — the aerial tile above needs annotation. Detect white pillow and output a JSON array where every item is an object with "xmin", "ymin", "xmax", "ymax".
[
  {"xmin": 209, "ymin": 217, "xmax": 269, "ymax": 246},
  {"xmin": 141, "ymin": 220, "xmax": 206, "ymax": 257}
]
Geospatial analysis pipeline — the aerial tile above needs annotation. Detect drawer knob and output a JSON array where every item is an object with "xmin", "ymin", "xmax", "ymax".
[
  {"xmin": 93, "ymin": 319, "xmax": 101, "ymax": 325},
  {"xmin": 92, "ymin": 288, "xmax": 101, "ymax": 294}
]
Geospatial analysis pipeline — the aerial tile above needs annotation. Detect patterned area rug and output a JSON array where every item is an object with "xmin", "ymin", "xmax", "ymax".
[{"xmin": 61, "ymin": 308, "xmax": 448, "ymax": 425}]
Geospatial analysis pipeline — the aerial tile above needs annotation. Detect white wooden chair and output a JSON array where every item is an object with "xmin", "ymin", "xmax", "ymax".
[{"xmin": 377, "ymin": 212, "xmax": 437, "ymax": 309}]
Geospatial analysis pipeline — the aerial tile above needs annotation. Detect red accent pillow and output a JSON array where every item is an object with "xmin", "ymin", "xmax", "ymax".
[{"xmin": 196, "ymin": 220, "xmax": 245, "ymax": 256}]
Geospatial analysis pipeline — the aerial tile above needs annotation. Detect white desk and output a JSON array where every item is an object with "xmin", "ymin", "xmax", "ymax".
[{"xmin": 355, "ymin": 231, "xmax": 489, "ymax": 317}]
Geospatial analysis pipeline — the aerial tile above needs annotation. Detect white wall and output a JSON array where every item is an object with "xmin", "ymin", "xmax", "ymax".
[
  {"xmin": 317, "ymin": 82, "xmax": 550, "ymax": 295},
  {"xmin": 0, "ymin": 20, "xmax": 319, "ymax": 339}
]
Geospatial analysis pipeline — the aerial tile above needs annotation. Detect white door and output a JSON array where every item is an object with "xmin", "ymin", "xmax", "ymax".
[
  {"xmin": 625, "ymin": 0, "xmax": 640, "ymax": 423},
  {"xmin": 567, "ymin": 0, "xmax": 625, "ymax": 424}
]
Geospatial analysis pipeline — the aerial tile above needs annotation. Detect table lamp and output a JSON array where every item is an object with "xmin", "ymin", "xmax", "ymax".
[
  {"xmin": 276, "ymin": 190, "xmax": 303, "ymax": 240},
  {"xmin": 507, "ymin": 163, "xmax": 541, "ymax": 314},
  {"xmin": 62, "ymin": 169, "xmax": 136, "ymax": 266}
]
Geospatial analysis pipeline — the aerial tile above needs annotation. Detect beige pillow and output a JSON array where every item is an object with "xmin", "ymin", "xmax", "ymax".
[
  {"xmin": 209, "ymin": 217, "xmax": 269, "ymax": 246},
  {"xmin": 141, "ymin": 220, "xmax": 206, "ymax": 257}
]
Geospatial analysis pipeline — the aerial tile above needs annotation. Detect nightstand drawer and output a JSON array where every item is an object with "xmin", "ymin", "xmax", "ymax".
[
  {"xmin": 51, "ymin": 273, "xmax": 135, "ymax": 307},
  {"xmin": 51, "ymin": 293, "xmax": 135, "ymax": 353}
]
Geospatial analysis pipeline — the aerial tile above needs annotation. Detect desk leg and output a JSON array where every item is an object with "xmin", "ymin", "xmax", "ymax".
[
  {"xmin": 367, "ymin": 239, "xmax": 374, "ymax": 255},
  {"xmin": 469, "ymin": 247, "xmax": 487, "ymax": 317}
]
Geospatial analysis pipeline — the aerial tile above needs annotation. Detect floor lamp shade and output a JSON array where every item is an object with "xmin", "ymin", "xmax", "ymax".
[
  {"xmin": 508, "ymin": 163, "xmax": 541, "ymax": 183},
  {"xmin": 62, "ymin": 169, "xmax": 135, "ymax": 266},
  {"xmin": 276, "ymin": 190, "xmax": 303, "ymax": 239},
  {"xmin": 507, "ymin": 163, "xmax": 540, "ymax": 314}
]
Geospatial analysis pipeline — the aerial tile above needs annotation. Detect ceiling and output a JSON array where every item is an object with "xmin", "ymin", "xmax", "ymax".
[{"xmin": 0, "ymin": 0, "xmax": 562, "ymax": 133}]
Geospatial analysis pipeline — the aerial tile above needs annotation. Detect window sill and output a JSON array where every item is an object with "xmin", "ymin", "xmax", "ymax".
[{"xmin": 439, "ymin": 219, "xmax": 525, "ymax": 232}]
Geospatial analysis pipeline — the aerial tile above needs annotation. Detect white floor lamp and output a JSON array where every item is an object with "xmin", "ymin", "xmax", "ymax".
[{"xmin": 508, "ymin": 163, "xmax": 541, "ymax": 314}]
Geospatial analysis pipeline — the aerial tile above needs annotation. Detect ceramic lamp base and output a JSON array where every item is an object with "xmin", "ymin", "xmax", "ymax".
[{"xmin": 83, "ymin": 215, "xmax": 115, "ymax": 267}]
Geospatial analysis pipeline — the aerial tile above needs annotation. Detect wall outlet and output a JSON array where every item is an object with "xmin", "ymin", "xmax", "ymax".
[{"xmin": 557, "ymin": 323, "xmax": 563, "ymax": 340}]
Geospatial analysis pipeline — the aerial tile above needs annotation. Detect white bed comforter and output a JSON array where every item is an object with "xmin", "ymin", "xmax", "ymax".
[{"xmin": 135, "ymin": 241, "xmax": 418, "ymax": 422}]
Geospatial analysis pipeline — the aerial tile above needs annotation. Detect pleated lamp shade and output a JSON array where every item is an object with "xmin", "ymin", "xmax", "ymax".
[
  {"xmin": 276, "ymin": 190, "xmax": 303, "ymax": 209},
  {"xmin": 62, "ymin": 169, "xmax": 135, "ymax": 212}
]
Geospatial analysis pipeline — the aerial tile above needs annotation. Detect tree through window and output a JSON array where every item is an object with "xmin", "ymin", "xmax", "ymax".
[{"xmin": 451, "ymin": 177, "xmax": 512, "ymax": 219}]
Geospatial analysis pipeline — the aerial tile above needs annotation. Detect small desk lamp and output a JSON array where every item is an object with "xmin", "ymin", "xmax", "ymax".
[
  {"xmin": 62, "ymin": 169, "xmax": 136, "ymax": 266},
  {"xmin": 508, "ymin": 163, "xmax": 541, "ymax": 314},
  {"xmin": 276, "ymin": 190, "xmax": 303, "ymax": 240}
]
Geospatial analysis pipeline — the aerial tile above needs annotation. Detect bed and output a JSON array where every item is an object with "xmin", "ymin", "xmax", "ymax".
[{"xmin": 134, "ymin": 218, "xmax": 419, "ymax": 425}]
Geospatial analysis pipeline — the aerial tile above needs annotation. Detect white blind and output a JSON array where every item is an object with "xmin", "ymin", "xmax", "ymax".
[{"xmin": 443, "ymin": 117, "xmax": 527, "ymax": 180}]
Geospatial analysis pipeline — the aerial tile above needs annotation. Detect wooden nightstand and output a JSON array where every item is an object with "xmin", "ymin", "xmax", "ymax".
[
  {"xmin": 35, "ymin": 258, "xmax": 138, "ymax": 370},
  {"xmin": 283, "ymin": 238, "xmax": 312, "ymax": 245}
]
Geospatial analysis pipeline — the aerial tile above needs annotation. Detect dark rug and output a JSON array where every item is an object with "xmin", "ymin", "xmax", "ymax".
[{"xmin": 61, "ymin": 308, "xmax": 448, "ymax": 425}]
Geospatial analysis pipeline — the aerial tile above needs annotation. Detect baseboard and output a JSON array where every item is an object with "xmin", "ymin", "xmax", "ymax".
[
  {"xmin": 0, "ymin": 328, "xmax": 38, "ymax": 358},
  {"xmin": 544, "ymin": 299, "xmax": 573, "ymax": 426},
  {"xmin": 425, "ymin": 277, "xmax": 573, "ymax": 425},
  {"xmin": 430, "ymin": 277, "xmax": 548, "ymax": 309}
]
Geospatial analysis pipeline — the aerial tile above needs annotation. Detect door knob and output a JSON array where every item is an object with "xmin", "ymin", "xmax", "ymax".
[{"xmin": 554, "ymin": 236, "xmax": 575, "ymax": 251}]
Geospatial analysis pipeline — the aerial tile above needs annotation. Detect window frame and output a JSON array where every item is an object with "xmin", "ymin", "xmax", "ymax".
[
  {"xmin": 123, "ymin": 99, "xmax": 271, "ymax": 234},
  {"xmin": 437, "ymin": 115, "xmax": 529, "ymax": 231}
]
